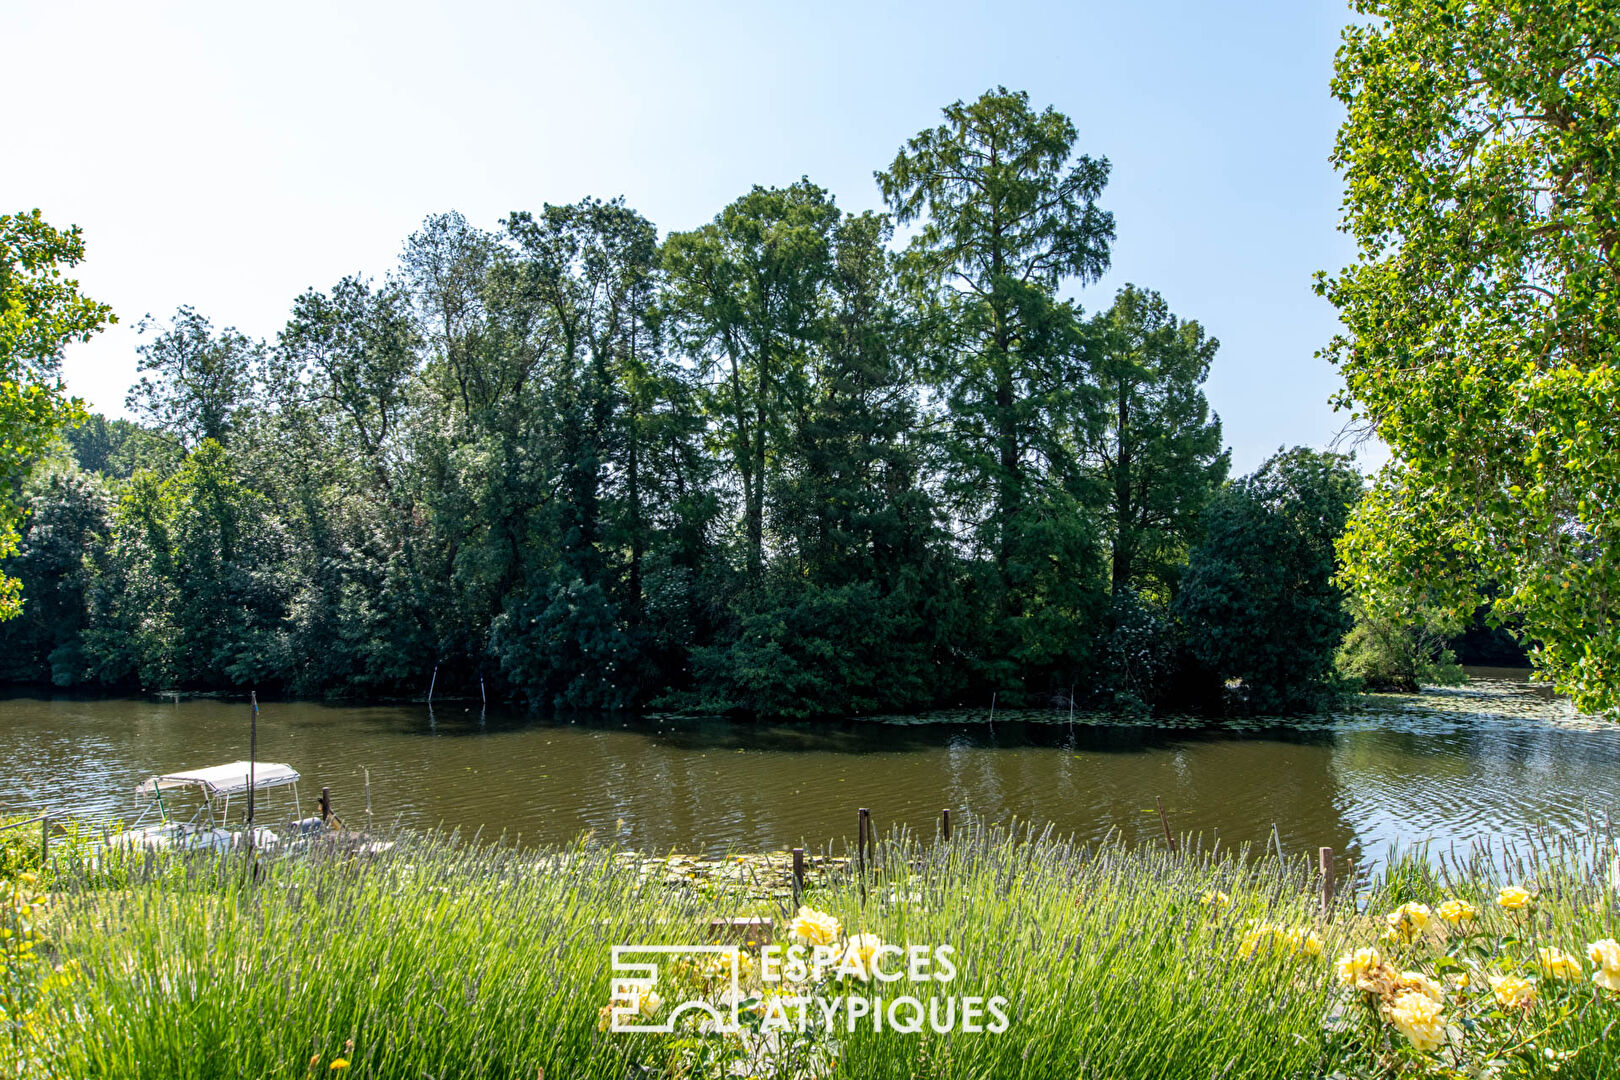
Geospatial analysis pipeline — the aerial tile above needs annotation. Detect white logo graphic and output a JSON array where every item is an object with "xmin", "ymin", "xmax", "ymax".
[{"xmin": 609, "ymin": 945, "xmax": 745, "ymax": 1033}]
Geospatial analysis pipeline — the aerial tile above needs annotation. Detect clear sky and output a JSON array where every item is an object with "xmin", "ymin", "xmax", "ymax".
[{"xmin": 6, "ymin": 0, "xmax": 1367, "ymax": 475}]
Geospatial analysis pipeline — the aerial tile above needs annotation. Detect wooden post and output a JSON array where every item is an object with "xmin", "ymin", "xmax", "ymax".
[
  {"xmin": 40, "ymin": 815, "xmax": 49, "ymax": 866},
  {"xmin": 941, "ymin": 808, "xmax": 952, "ymax": 842},
  {"xmin": 1155, "ymin": 796, "xmax": 1176, "ymax": 852},
  {"xmin": 247, "ymin": 693, "xmax": 258, "ymax": 827},
  {"xmin": 791, "ymin": 847, "xmax": 805, "ymax": 903},
  {"xmin": 857, "ymin": 808, "xmax": 870, "ymax": 874},
  {"xmin": 320, "ymin": 787, "xmax": 332, "ymax": 822},
  {"xmin": 1319, "ymin": 846, "xmax": 1336, "ymax": 917}
]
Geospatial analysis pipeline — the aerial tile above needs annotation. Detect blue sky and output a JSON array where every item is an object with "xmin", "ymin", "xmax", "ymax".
[{"xmin": 7, "ymin": 0, "xmax": 1365, "ymax": 474}]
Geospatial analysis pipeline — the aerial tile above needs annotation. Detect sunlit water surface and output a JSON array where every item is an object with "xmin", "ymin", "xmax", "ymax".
[{"xmin": 3, "ymin": 676, "xmax": 1615, "ymax": 866}]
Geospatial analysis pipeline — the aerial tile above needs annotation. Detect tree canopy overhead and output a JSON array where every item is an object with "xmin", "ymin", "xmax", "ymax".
[{"xmin": 1321, "ymin": 1, "xmax": 1620, "ymax": 713}]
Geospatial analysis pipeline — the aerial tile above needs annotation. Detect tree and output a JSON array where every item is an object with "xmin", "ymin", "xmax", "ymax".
[
  {"xmin": 1321, "ymin": 2, "xmax": 1620, "ymax": 714},
  {"xmin": 127, "ymin": 306, "xmax": 261, "ymax": 448},
  {"xmin": 877, "ymin": 88, "xmax": 1115, "ymax": 690},
  {"xmin": 1085, "ymin": 285, "xmax": 1229, "ymax": 596},
  {"xmin": 0, "ymin": 210, "xmax": 113, "ymax": 618},
  {"xmin": 662, "ymin": 180, "xmax": 840, "ymax": 580},
  {"xmin": 0, "ymin": 463, "xmax": 111, "ymax": 684},
  {"xmin": 877, "ymin": 87, "xmax": 1113, "ymax": 578},
  {"xmin": 1176, "ymin": 448, "xmax": 1364, "ymax": 713}
]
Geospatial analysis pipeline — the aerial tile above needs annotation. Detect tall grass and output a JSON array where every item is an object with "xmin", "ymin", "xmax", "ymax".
[{"xmin": 9, "ymin": 824, "xmax": 1619, "ymax": 1079}]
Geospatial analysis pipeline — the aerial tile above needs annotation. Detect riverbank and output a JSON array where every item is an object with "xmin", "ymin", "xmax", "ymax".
[{"xmin": 5, "ymin": 826, "xmax": 1618, "ymax": 1078}]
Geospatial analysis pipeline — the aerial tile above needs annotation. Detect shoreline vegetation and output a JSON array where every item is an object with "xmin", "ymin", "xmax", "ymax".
[
  {"xmin": 1, "ymin": 87, "xmax": 1523, "ymax": 724},
  {"xmin": 3, "ymin": 824, "xmax": 1618, "ymax": 1078}
]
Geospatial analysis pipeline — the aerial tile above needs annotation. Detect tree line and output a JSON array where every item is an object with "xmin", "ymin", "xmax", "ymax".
[{"xmin": 2, "ymin": 89, "xmax": 1378, "ymax": 717}]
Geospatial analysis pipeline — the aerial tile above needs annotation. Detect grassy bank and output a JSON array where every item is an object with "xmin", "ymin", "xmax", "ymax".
[{"xmin": 4, "ymin": 827, "xmax": 1618, "ymax": 1079}]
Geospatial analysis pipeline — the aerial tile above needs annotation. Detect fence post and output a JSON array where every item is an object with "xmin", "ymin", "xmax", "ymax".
[
  {"xmin": 1155, "ymin": 796, "xmax": 1176, "ymax": 852},
  {"xmin": 791, "ymin": 847, "xmax": 805, "ymax": 903},
  {"xmin": 941, "ymin": 808, "xmax": 952, "ymax": 842},
  {"xmin": 1319, "ymin": 847, "xmax": 1336, "ymax": 916}
]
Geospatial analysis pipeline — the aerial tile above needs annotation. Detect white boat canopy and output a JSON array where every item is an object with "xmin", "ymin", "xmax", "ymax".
[{"xmin": 136, "ymin": 761, "xmax": 301, "ymax": 797}]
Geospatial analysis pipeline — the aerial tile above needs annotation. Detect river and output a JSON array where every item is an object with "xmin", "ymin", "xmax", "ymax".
[{"xmin": 3, "ymin": 674, "xmax": 1616, "ymax": 865}]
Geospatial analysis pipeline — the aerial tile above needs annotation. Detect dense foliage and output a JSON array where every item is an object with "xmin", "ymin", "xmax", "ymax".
[
  {"xmin": 1322, "ymin": 1, "xmax": 1620, "ymax": 714},
  {"xmin": 2, "ymin": 91, "xmax": 1364, "ymax": 716},
  {"xmin": 0, "ymin": 210, "xmax": 113, "ymax": 618}
]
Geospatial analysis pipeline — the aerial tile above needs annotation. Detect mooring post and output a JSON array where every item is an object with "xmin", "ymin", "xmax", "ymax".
[
  {"xmin": 941, "ymin": 808, "xmax": 952, "ymax": 842},
  {"xmin": 1319, "ymin": 846, "xmax": 1336, "ymax": 917},
  {"xmin": 791, "ymin": 847, "xmax": 805, "ymax": 903},
  {"xmin": 320, "ymin": 786, "xmax": 332, "ymax": 822},
  {"xmin": 1155, "ymin": 796, "xmax": 1176, "ymax": 852},
  {"xmin": 40, "ymin": 815, "xmax": 49, "ymax": 866}
]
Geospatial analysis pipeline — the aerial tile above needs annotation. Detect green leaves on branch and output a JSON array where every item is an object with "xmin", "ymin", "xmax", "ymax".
[{"xmin": 0, "ymin": 210, "xmax": 113, "ymax": 620}]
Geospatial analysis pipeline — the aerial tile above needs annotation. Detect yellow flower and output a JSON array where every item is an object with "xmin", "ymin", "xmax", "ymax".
[
  {"xmin": 1384, "ymin": 902, "xmax": 1432, "ymax": 942},
  {"xmin": 1588, "ymin": 939, "xmax": 1620, "ymax": 992},
  {"xmin": 1537, "ymin": 947, "xmax": 1582, "ymax": 980},
  {"xmin": 1497, "ymin": 885, "xmax": 1533, "ymax": 911},
  {"xmin": 789, "ymin": 905, "xmax": 841, "ymax": 946},
  {"xmin": 1335, "ymin": 947, "xmax": 1382, "ymax": 986},
  {"xmin": 1397, "ymin": 970, "xmax": 1446, "ymax": 1004},
  {"xmin": 1385, "ymin": 989, "xmax": 1449, "ymax": 1053},
  {"xmin": 1437, "ymin": 898, "xmax": 1477, "ymax": 925},
  {"xmin": 1200, "ymin": 889, "xmax": 1231, "ymax": 910},
  {"xmin": 1488, "ymin": 974, "xmax": 1537, "ymax": 1008},
  {"xmin": 329, "ymin": 1062, "xmax": 349, "ymax": 1073},
  {"xmin": 844, "ymin": 933, "xmax": 883, "ymax": 978}
]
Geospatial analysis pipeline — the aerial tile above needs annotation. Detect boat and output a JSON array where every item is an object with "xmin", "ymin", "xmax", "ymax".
[{"xmin": 109, "ymin": 761, "xmax": 324, "ymax": 852}]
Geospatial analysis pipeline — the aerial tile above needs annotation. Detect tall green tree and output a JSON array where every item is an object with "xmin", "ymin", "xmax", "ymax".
[
  {"xmin": 1321, "ymin": 1, "xmax": 1620, "ymax": 714},
  {"xmin": 0, "ymin": 210, "xmax": 113, "ymax": 618},
  {"xmin": 878, "ymin": 88, "xmax": 1112, "ymax": 569},
  {"xmin": 877, "ymin": 87, "xmax": 1115, "ymax": 687},
  {"xmin": 127, "ymin": 307, "xmax": 261, "ymax": 448},
  {"xmin": 1085, "ymin": 285, "xmax": 1228, "ymax": 596},
  {"xmin": 662, "ymin": 180, "xmax": 840, "ymax": 580}
]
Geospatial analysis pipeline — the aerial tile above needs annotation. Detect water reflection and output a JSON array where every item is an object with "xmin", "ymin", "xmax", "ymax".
[{"xmin": 1, "ymin": 683, "xmax": 1615, "ymax": 868}]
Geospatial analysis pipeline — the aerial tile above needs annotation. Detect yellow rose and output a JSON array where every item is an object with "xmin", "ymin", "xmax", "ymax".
[
  {"xmin": 1537, "ymin": 947, "xmax": 1582, "ymax": 980},
  {"xmin": 1436, "ymin": 898, "xmax": 1476, "ymax": 925},
  {"xmin": 1384, "ymin": 990, "xmax": 1449, "ymax": 1053},
  {"xmin": 1588, "ymin": 939, "xmax": 1620, "ymax": 991},
  {"xmin": 843, "ymin": 933, "xmax": 883, "ymax": 979},
  {"xmin": 1488, "ymin": 973, "xmax": 1537, "ymax": 1008},
  {"xmin": 1335, "ymin": 947, "xmax": 1382, "ymax": 986},
  {"xmin": 1497, "ymin": 885, "xmax": 1533, "ymax": 911},
  {"xmin": 1397, "ymin": 970, "xmax": 1446, "ymax": 1004},
  {"xmin": 1385, "ymin": 902, "xmax": 1432, "ymax": 943},
  {"xmin": 789, "ymin": 905, "xmax": 841, "ymax": 946}
]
